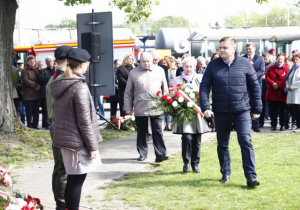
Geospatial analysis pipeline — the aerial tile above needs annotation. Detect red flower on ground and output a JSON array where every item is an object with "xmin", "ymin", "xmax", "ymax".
[
  {"xmin": 167, "ymin": 98, "xmax": 173, "ymax": 104},
  {"xmin": 161, "ymin": 95, "xmax": 168, "ymax": 101},
  {"xmin": 197, "ymin": 92, "xmax": 199, "ymax": 99},
  {"xmin": 174, "ymin": 91, "xmax": 180, "ymax": 98},
  {"xmin": 156, "ymin": 91, "xmax": 161, "ymax": 96}
]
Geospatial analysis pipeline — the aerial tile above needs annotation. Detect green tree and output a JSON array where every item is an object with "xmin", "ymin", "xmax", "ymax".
[
  {"xmin": 115, "ymin": 16, "xmax": 198, "ymax": 35},
  {"xmin": 149, "ymin": 16, "xmax": 198, "ymax": 34},
  {"xmin": 225, "ymin": 6, "xmax": 300, "ymax": 27},
  {"xmin": 109, "ymin": 0, "xmax": 160, "ymax": 23},
  {"xmin": 45, "ymin": 18, "xmax": 76, "ymax": 28},
  {"xmin": 58, "ymin": 0, "xmax": 91, "ymax": 6}
]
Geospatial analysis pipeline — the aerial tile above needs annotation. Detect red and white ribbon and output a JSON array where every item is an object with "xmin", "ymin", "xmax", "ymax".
[{"xmin": 178, "ymin": 90, "xmax": 204, "ymax": 118}]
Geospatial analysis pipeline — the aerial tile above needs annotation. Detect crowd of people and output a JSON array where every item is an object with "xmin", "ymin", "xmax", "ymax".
[{"xmin": 11, "ymin": 35, "xmax": 300, "ymax": 209}]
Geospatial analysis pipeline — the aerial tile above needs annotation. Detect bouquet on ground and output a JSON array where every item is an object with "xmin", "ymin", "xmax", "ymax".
[
  {"xmin": 140, "ymin": 83, "xmax": 203, "ymax": 126},
  {"xmin": 0, "ymin": 164, "xmax": 43, "ymax": 210},
  {"xmin": 106, "ymin": 115, "xmax": 136, "ymax": 131}
]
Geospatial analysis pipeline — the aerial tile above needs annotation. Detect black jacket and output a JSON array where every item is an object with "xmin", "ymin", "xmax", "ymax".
[
  {"xmin": 116, "ymin": 65, "xmax": 134, "ymax": 104},
  {"xmin": 39, "ymin": 67, "xmax": 55, "ymax": 98},
  {"xmin": 200, "ymin": 56, "xmax": 262, "ymax": 114},
  {"xmin": 158, "ymin": 63, "xmax": 169, "ymax": 87}
]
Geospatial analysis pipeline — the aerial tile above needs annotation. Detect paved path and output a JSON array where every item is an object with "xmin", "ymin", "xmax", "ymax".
[
  {"xmin": 13, "ymin": 129, "xmax": 216, "ymax": 209},
  {"xmin": 13, "ymin": 115, "xmax": 295, "ymax": 209}
]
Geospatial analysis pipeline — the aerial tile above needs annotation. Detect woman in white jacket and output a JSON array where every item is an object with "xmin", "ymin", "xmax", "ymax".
[
  {"xmin": 286, "ymin": 54, "xmax": 300, "ymax": 132},
  {"xmin": 173, "ymin": 57, "xmax": 209, "ymax": 173}
]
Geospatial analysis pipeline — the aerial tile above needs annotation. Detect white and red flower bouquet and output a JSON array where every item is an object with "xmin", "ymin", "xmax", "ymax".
[
  {"xmin": 106, "ymin": 115, "xmax": 136, "ymax": 131},
  {"xmin": 0, "ymin": 164, "xmax": 43, "ymax": 210},
  {"xmin": 141, "ymin": 84, "xmax": 203, "ymax": 125}
]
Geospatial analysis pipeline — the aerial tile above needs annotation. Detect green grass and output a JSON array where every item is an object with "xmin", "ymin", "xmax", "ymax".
[
  {"xmin": 101, "ymin": 129, "xmax": 136, "ymax": 141},
  {"xmin": 0, "ymin": 126, "xmax": 135, "ymax": 167},
  {"xmin": 105, "ymin": 132, "xmax": 300, "ymax": 209}
]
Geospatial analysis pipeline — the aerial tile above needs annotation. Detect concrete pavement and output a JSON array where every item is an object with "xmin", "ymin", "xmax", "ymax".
[{"xmin": 13, "ymin": 128, "xmax": 216, "ymax": 209}]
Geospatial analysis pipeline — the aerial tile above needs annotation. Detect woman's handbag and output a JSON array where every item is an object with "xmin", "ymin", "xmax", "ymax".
[{"xmin": 275, "ymin": 73, "xmax": 287, "ymax": 95}]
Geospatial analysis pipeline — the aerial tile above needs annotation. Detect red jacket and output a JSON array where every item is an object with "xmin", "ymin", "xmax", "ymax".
[{"xmin": 265, "ymin": 63, "xmax": 289, "ymax": 102}]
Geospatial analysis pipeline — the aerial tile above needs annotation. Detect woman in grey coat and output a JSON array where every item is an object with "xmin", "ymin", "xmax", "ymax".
[
  {"xmin": 173, "ymin": 57, "xmax": 209, "ymax": 173},
  {"xmin": 286, "ymin": 54, "xmax": 300, "ymax": 131}
]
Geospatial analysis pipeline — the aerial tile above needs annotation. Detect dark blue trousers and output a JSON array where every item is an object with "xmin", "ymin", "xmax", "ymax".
[
  {"xmin": 214, "ymin": 111, "xmax": 257, "ymax": 179},
  {"xmin": 24, "ymin": 100, "xmax": 40, "ymax": 128}
]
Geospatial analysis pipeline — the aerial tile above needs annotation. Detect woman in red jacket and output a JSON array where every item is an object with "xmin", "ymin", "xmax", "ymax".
[{"xmin": 265, "ymin": 53, "xmax": 290, "ymax": 131}]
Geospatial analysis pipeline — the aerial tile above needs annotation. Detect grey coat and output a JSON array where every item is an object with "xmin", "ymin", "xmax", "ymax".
[
  {"xmin": 286, "ymin": 65, "xmax": 300, "ymax": 105},
  {"xmin": 124, "ymin": 65, "xmax": 168, "ymax": 116}
]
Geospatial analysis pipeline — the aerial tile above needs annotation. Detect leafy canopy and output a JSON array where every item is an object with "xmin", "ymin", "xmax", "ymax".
[
  {"xmin": 225, "ymin": 6, "xmax": 300, "ymax": 27},
  {"xmin": 45, "ymin": 18, "xmax": 76, "ymax": 28},
  {"xmin": 115, "ymin": 16, "xmax": 198, "ymax": 34},
  {"xmin": 58, "ymin": 0, "xmax": 92, "ymax": 6},
  {"xmin": 58, "ymin": 0, "xmax": 160, "ymax": 23},
  {"xmin": 109, "ymin": 0, "xmax": 160, "ymax": 23}
]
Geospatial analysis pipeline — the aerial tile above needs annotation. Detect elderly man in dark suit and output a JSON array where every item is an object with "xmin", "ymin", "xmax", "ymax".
[{"xmin": 242, "ymin": 42, "xmax": 265, "ymax": 132}]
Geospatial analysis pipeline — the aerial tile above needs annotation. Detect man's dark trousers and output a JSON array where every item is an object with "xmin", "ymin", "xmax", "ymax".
[
  {"xmin": 41, "ymin": 98, "xmax": 50, "ymax": 128},
  {"xmin": 214, "ymin": 111, "xmax": 257, "ymax": 179},
  {"xmin": 135, "ymin": 115, "xmax": 167, "ymax": 158},
  {"xmin": 50, "ymin": 122, "xmax": 67, "ymax": 210},
  {"xmin": 24, "ymin": 100, "xmax": 40, "ymax": 128}
]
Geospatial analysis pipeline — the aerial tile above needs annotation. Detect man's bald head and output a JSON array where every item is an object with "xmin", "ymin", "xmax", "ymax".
[
  {"xmin": 151, "ymin": 51, "xmax": 159, "ymax": 65},
  {"xmin": 140, "ymin": 52, "xmax": 153, "ymax": 70}
]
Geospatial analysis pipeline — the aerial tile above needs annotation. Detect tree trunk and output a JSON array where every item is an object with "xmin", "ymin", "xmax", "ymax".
[{"xmin": 0, "ymin": 0, "xmax": 18, "ymax": 132}]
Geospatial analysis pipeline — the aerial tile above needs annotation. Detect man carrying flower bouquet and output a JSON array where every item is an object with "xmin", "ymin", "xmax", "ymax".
[
  {"xmin": 124, "ymin": 52, "xmax": 169, "ymax": 162},
  {"xmin": 200, "ymin": 37, "xmax": 262, "ymax": 187}
]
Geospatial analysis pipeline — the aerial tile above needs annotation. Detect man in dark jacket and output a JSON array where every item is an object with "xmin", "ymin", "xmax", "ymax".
[
  {"xmin": 242, "ymin": 43, "xmax": 265, "ymax": 132},
  {"xmin": 39, "ymin": 56, "xmax": 55, "ymax": 129},
  {"xmin": 200, "ymin": 37, "xmax": 262, "ymax": 187}
]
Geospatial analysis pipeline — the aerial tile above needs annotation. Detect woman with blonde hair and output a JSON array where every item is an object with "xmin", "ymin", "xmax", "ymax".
[
  {"xmin": 117, "ymin": 53, "xmax": 136, "ymax": 116},
  {"xmin": 50, "ymin": 48, "xmax": 102, "ymax": 210}
]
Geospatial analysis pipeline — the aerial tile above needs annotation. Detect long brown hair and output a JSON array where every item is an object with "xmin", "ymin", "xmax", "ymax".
[{"xmin": 62, "ymin": 59, "xmax": 82, "ymax": 78}]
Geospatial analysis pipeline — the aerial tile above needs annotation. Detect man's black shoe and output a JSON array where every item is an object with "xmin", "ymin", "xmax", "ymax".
[
  {"xmin": 192, "ymin": 166, "xmax": 200, "ymax": 173},
  {"xmin": 155, "ymin": 155, "xmax": 168, "ymax": 163},
  {"xmin": 137, "ymin": 156, "xmax": 146, "ymax": 161},
  {"xmin": 271, "ymin": 126, "xmax": 277, "ymax": 131},
  {"xmin": 183, "ymin": 164, "xmax": 189, "ymax": 172},
  {"xmin": 247, "ymin": 178, "xmax": 260, "ymax": 187},
  {"xmin": 220, "ymin": 175, "xmax": 230, "ymax": 183},
  {"xmin": 280, "ymin": 126, "xmax": 285, "ymax": 131},
  {"xmin": 253, "ymin": 128, "xmax": 260, "ymax": 132}
]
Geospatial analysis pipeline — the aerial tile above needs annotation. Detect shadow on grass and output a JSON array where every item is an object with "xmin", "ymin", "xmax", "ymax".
[{"xmin": 109, "ymin": 170, "xmax": 257, "ymax": 190}]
